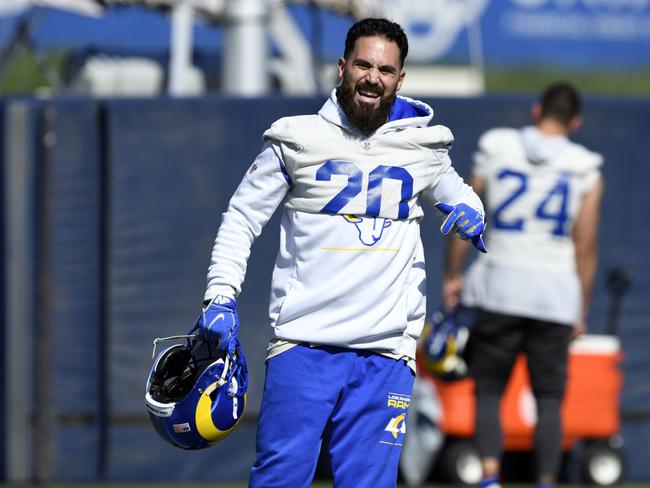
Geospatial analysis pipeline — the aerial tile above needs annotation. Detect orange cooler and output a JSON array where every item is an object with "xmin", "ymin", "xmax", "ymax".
[{"xmin": 426, "ymin": 334, "xmax": 623, "ymax": 451}]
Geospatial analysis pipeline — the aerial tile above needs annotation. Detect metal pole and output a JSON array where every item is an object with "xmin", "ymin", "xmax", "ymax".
[
  {"xmin": 223, "ymin": 0, "xmax": 269, "ymax": 96},
  {"xmin": 168, "ymin": 2, "xmax": 194, "ymax": 96},
  {"xmin": 4, "ymin": 101, "xmax": 34, "ymax": 482},
  {"xmin": 96, "ymin": 106, "xmax": 110, "ymax": 481},
  {"xmin": 33, "ymin": 102, "xmax": 56, "ymax": 483},
  {"xmin": 466, "ymin": 1, "xmax": 486, "ymax": 93},
  {"xmin": 308, "ymin": 1, "xmax": 322, "ymax": 93},
  {"xmin": 606, "ymin": 267, "xmax": 632, "ymax": 337}
]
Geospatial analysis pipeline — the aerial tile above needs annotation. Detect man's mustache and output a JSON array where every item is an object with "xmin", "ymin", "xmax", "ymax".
[{"xmin": 356, "ymin": 83, "xmax": 384, "ymax": 97}]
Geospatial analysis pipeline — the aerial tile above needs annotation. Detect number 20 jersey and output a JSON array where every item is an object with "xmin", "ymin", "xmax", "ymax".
[
  {"xmin": 206, "ymin": 91, "xmax": 482, "ymax": 360},
  {"xmin": 462, "ymin": 126, "xmax": 603, "ymax": 325}
]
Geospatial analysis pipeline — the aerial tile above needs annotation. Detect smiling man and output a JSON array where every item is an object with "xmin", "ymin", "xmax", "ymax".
[
  {"xmin": 196, "ymin": 18, "xmax": 486, "ymax": 487},
  {"xmin": 336, "ymin": 31, "xmax": 406, "ymax": 133}
]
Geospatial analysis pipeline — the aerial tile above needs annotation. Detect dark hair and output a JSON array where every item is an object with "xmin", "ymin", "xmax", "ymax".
[
  {"xmin": 539, "ymin": 82, "xmax": 582, "ymax": 125},
  {"xmin": 343, "ymin": 18, "xmax": 409, "ymax": 67}
]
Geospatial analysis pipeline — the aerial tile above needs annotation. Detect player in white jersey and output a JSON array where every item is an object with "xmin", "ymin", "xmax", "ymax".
[
  {"xmin": 442, "ymin": 82, "xmax": 603, "ymax": 488},
  {"xmin": 198, "ymin": 19, "xmax": 486, "ymax": 487}
]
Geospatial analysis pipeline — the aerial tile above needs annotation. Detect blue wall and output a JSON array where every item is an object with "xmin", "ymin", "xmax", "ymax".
[{"xmin": 2, "ymin": 94, "xmax": 649, "ymax": 482}]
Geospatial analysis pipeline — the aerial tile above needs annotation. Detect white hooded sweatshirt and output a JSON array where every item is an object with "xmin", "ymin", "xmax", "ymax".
[
  {"xmin": 205, "ymin": 90, "xmax": 483, "ymax": 360},
  {"xmin": 462, "ymin": 125, "xmax": 602, "ymax": 325}
]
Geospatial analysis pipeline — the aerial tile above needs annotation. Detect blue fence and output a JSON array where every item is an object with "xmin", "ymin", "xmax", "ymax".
[{"xmin": 1, "ymin": 94, "xmax": 649, "ymax": 483}]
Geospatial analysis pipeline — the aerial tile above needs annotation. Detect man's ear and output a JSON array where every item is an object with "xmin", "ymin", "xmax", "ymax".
[
  {"xmin": 531, "ymin": 102, "xmax": 542, "ymax": 123},
  {"xmin": 337, "ymin": 57, "xmax": 346, "ymax": 82},
  {"xmin": 569, "ymin": 115, "xmax": 583, "ymax": 132},
  {"xmin": 396, "ymin": 70, "xmax": 406, "ymax": 92}
]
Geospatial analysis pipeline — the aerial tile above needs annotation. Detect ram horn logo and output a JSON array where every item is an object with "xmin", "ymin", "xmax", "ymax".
[{"xmin": 343, "ymin": 215, "xmax": 391, "ymax": 246}]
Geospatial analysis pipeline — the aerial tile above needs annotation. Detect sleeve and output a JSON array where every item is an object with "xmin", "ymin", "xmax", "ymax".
[
  {"xmin": 415, "ymin": 125, "xmax": 454, "ymax": 190},
  {"xmin": 427, "ymin": 165, "xmax": 484, "ymax": 216},
  {"xmin": 262, "ymin": 116, "xmax": 301, "ymax": 182},
  {"xmin": 578, "ymin": 148, "xmax": 604, "ymax": 196},
  {"xmin": 472, "ymin": 130, "xmax": 495, "ymax": 179},
  {"xmin": 582, "ymin": 166, "xmax": 602, "ymax": 197},
  {"xmin": 204, "ymin": 140, "xmax": 290, "ymax": 302}
]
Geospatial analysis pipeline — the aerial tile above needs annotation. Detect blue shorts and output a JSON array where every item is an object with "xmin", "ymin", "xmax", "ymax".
[{"xmin": 249, "ymin": 344, "xmax": 415, "ymax": 488}]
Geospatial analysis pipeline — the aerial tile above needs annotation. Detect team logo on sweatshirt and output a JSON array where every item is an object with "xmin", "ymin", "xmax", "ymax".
[{"xmin": 342, "ymin": 215, "xmax": 392, "ymax": 246}]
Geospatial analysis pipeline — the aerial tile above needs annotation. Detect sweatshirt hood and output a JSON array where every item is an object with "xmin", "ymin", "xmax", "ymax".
[
  {"xmin": 318, "ymin": 88, "xmax": 434, "ymax": 135},
  {"xmin": 520, "ymin": 125, "xmax": 571, "ymax": 165}
]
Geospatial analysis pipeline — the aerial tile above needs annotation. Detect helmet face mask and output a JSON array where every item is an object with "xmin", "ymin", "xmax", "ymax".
[{"xmin": 145, "ymin": 335, "xmax": 248, "ymax": 450}]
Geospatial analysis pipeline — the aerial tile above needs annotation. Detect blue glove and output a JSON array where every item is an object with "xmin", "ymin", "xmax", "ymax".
[
  {"xmin": 435, "ymin": 202, "xmax": 487, "ymax": 253},
  {"xmin": 197, "ymin": 296, "xmax": 240, "ymax": 352}
]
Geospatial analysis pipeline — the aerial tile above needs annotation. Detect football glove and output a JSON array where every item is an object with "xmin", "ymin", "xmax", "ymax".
[
  {"xmin": 197, "ymin": 296, "xmax": 240, "ymax": 353},
  {"xmin": 435, "ymin": 201, "xmax": 487, "ymax": 253}
]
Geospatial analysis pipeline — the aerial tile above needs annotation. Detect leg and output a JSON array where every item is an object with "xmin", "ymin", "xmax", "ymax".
[
  {"xmin": 475, "ymin": 393, "xmax": 502, "ymax": 478},
  {"xmin": 466, "ymin": 310, "xmax": 524, "ymax": 483},
  {"xmin": 524, "ymin": 320, "xmax": 572, "ymax": 486},
  {"xmin": 535, "ymin": 396, "xmax": 563, "ymax": 486},
  {"xmin": 249, "ymin": 345, "xmax": 347, "ymax": 488},
  {"xmin": 327, "ymin": 352, "xmax": 415, "ymax": 488}
]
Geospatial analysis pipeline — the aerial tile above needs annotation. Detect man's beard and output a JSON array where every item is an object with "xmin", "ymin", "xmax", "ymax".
[{"xmin": 336, "ymin": 81, "xmax": 396, "ymax": 134}]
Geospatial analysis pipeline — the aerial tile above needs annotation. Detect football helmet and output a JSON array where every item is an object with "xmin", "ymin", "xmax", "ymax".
[
  {"xmin": 145, "ymin": 328, "xmax": 248, "ymax": 450},
  {"xmin": 420, "ymin": 309, "xmax": 470, "ymax": 381}
]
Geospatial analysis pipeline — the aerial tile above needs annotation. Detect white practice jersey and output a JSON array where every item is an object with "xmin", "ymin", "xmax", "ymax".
[
  {"xmin": 462, "ymin": 126, "xmax": 603, "ymax": 325},
  {"xmin": 205, "ymin": 90, "xmax": 484, "ymax": 360}
]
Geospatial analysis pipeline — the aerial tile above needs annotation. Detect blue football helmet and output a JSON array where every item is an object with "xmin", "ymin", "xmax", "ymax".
[
  {"xmin": 421, "ymin": 309, "xmax": 470, "ymax": 381},
  {"xmin": 145, "ymin": 329, "xmax": 248, "ymax": 450}
]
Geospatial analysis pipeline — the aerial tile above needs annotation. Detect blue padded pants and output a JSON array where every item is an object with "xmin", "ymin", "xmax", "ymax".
[{"xmin": 249, "ymin": 344, "xmax": 415, "ymax": 488}]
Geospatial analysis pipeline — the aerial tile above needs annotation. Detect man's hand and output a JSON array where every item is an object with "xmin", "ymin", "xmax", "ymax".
[
  {"xmin": 572, "ymin": 318, "xmax": 586, "ymax": 340},
  {"xmin": 197, "ymin": 296, "xmax": 240, "ymax": 352},
  {"xmin": 442, "ymin": 274, "xmax": 463, "ymax": 311},
  {"xmin": 435, "ymin": 202, "xmax": 487, "ymax": 253}
]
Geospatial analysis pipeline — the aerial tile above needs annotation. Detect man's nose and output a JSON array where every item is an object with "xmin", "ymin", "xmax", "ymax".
[{"xmin": 365, "ymin": 67, "xmax": 380, "ymax": 84}]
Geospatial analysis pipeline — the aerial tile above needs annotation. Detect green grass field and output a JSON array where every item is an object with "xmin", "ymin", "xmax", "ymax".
[{"xmin": 2, "ymin": 51, "xmax": 650, "ymax": 98}]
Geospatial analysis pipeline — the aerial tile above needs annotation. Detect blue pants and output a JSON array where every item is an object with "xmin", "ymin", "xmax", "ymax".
[{"xmin": 249, "ymin": 344, "xmax": 415, "ymax": 488}]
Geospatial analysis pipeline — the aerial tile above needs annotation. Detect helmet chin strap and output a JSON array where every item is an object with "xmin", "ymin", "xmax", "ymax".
[
  {"xmin": 151, "ymin": 334, "xmax": 198, "ymax": 359},
  {"xmin": 217, "ymin": 353, "xmax": 231, "ymax": 387}
]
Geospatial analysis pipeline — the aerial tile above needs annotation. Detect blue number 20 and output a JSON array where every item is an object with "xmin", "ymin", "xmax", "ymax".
[
  {"xmin": 316, "ymin": 161, "xmax": 362, "ymax": 214},
  {"xmin": 494, "ymin": 169, "xmax": 570, "ymax": 236},
  {"xmin": 316, "ymin": 161, "xmax": 413, "ymax": 219}
]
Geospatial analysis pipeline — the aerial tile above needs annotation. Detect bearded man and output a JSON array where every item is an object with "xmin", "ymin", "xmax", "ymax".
[{"xmin": 197, "ymin": 18, "xmax": 486, "ymax": 487}]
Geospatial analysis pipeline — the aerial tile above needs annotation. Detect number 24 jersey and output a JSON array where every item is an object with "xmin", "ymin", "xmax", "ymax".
[{"xmin": 462, "ymin": 126, "xmax": 603, "ymax": 325}]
